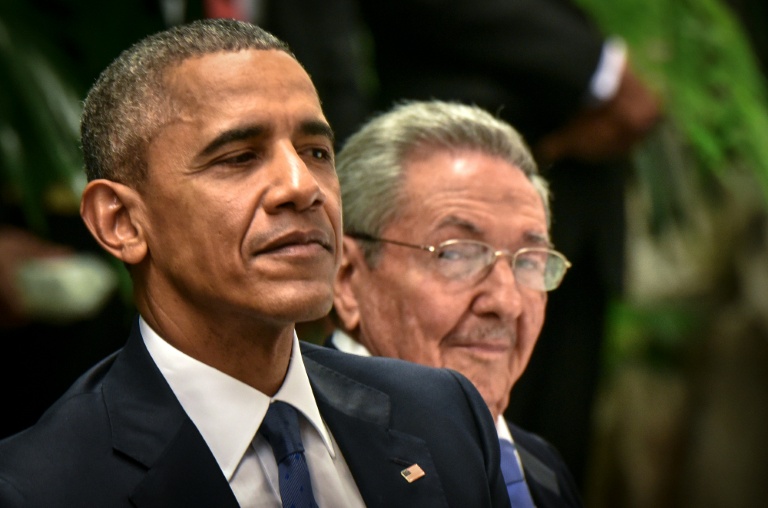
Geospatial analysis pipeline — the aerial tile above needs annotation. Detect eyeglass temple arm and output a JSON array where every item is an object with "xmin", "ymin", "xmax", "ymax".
[{"xmin": 346, "ymin": 232, "xmax": 435, "ymax": 253}]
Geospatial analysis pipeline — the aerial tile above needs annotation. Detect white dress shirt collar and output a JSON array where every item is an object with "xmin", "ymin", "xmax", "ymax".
[
  {"xmin": 330, "ymin": 328, "xmax": 372, "ymax": 357},
  {"xmin": 140, "ymin": 317, "xmax": 336, "ymax": 481}
]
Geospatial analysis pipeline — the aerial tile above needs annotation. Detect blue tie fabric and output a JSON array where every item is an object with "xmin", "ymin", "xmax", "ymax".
[
  {"xmin": 259, "ymin": 401, "xmax": 319, "ymax": 508},
  {"xmin": 499, "ymin": 439, "xmax": 536, "ymax": 507}
]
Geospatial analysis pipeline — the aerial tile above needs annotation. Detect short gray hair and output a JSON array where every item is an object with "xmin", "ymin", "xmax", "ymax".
[
  {"xmin": 336, "ymin": 100, "xmax": 551, "ymax": 261},
  {"xmin": 81, "ymin": 18, "xmax": 293, "ymax": 186}
]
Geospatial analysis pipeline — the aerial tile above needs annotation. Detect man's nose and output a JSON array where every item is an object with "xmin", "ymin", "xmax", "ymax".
[
  {"xmin": 263, "ymin": 141, "xmax": 325, "ymax": 213},
  {"xmin": 470, "ymin": 255, "xmax": 524, "ymax": 320}
]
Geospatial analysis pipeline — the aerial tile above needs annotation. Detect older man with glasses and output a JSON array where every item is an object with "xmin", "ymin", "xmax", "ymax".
[{"xmin": 329, "ymin": 100, "xmax": 582, "ymax": 507}]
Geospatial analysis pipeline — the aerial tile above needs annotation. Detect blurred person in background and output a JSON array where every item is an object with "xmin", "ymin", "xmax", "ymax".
[{"xmin": 0, "ymin": 0, "xmax": 131, "ymax": 439}]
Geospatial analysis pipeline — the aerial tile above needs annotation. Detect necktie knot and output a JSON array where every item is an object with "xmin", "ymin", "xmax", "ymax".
[{"xmin": 260, "ymin": 401, "xmax": 305, "ymax": 462}]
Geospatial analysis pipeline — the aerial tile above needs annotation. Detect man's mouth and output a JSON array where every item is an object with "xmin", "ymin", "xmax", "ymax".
[{"xmin": 255, "ymin": 229, "xmax": 333, "ymax": 256}]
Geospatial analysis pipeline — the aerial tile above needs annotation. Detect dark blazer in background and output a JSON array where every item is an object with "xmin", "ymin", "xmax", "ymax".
[
  {"xmin": 358, "ymin": 0, "xmax": 604, "ymax": 144},
  {"xmin": 0, "ymin": 319, "xmax": 509, "ymax": 508}
]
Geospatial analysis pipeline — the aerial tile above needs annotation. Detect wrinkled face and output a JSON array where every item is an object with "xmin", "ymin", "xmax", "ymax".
[
  {"xmin": 343, "ymin": 148, "xmax": 548, "ymax": 419},
  {"xmin": 138, "ymin": 50, "xmax": 341, "ymax": 328}
]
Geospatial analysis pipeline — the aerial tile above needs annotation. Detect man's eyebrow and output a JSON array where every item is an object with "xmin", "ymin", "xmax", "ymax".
[
  {"xmin": 437, "ymin": 217, "xmax": 552, "ymax": 246},
  {"xmin": 299, "ymin": 120, "xmax": 335, "ymax": 145},
  {"xmin": 197, "ymin": 120, "xmax": 334, "ymax": 159},
  {"xmin": 437, "ymin": 216, "xmax": 481, "ymax": 233},
  {"xmin": 523, "ymin": 231, "xmax": 552, "ymax": 247},
  {"xmin": 199, "ymin": 125, "xmax": 267, "ymax": 157}
]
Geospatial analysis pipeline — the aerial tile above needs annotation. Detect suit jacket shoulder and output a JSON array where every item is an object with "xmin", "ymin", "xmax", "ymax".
[
  {"xmin": 301, "ymin": 341, "xmax": 510, "ymax": 507},
  {"xmin": 509, "ymin": 419, "xmax": 584, "ymax": 507},
  {"xmin": 0, "ymin": 320, "xmax": 238, "ymax": 508}
]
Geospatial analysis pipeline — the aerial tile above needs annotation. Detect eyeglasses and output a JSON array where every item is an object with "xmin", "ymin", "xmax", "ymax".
[{"xmin": 348, "ymin": 232, "xmax": 571, "ymax": 291}]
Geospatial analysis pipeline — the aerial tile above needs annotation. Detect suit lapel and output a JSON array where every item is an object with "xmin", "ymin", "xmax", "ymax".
[
  {"xmin": 103, "ymin": 322, "xmax": 239, "ymax": 508},
  {"xmin": 516, "ymin": 439, "xmax": 564, "ymax": 507},
  {"xmin": 128, "ymin": 419, "xmax": 239, "ymax": 508},
  {"xmin": 303, "ymin": 353, "xmax": 449, "ymax": 508}
]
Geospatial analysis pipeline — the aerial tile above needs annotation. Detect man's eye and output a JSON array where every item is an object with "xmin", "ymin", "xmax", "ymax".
[
  {"xmin": 309, "ymin": 148, "xmax": 332, "ymax": 161},
  {"xmin": 437, "ymin": 248, "xmax": 469, "ymax": 261},
  {"xmin": 221, "ymin": 152, "xmax": 258, "ymax": 165},
  {"xmin": 516, "ymin": 255, "xmax": 545, "ymax": 272},
  {"xmin": 211, "ymin": 151, "xmax": 259, "ymax": 168}
]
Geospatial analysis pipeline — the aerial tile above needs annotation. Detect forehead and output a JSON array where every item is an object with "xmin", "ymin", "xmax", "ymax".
[
  {"xmin": 142, "ymin": 49, "xmax": 330, "ymax": 183},
  {"xmin": 396, "ymin": 147, "xmax": 547, "ymax": 238},
  {"xmin": 164, "ymin": 49, "xmax": 323, "ymax": 125}
]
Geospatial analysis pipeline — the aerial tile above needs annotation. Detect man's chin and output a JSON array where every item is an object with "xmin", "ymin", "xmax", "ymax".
[
  {"xmin": 284, "ymin": 286, "xmax": 335, "ymax": 322},
  {"xmin": 458, "ymin": 368, "xmax": 513, "ymax": 403}
]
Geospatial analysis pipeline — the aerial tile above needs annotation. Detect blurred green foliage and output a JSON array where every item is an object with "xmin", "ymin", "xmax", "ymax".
[
  {"xmin": 576, "ymin": 0, "xmax": 768, "ymax": 369},
  {"xmin": 0, "ymin": 0, "xmax": 135, "ymax": 304},
  {"xmin": 0, "ymin": 0, "xmax": 84, "ymax": 236},
  {"xmin": 577, "ymin": 0, "xmax": 768, "ymax": 207},
  {"xmin": 604, "ymin": 298, "xmax": 704, "ymax": 375}
]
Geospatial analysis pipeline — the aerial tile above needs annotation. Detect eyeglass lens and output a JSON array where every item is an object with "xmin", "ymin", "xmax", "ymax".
[{"xmin": 434, "ymin": 242, "xmax": 566, "ymax": 291}]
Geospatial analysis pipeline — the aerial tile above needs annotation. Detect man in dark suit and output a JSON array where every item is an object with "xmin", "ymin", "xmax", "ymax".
[
  {"xmin": 0, "ymin": 19, "xmax": 509, "ymax": 507},
  {"xmin": 330, "ymin": 100, "xmax": 583, "ymax": 507}
]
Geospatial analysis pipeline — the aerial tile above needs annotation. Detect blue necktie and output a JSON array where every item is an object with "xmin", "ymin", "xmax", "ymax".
[
  {"xmin": 499, "ymin": 439, "xmax": 536, "ymax": 507},
  {"xmin": 259, "ymin": 401, "xmax": 319, "ymax": 508}
]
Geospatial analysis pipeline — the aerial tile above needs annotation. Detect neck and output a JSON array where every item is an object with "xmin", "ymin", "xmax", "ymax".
[{"xmin": 140, "ymin": 304, "xmax": 296, "ymax": 394}]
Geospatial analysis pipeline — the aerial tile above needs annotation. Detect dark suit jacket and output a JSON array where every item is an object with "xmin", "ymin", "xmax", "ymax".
[
  {"xmin": 509, "ymin": 421, "xmax": 583, "ymax": 507},
  {"xmin": 325, "ymin": 335, "xmax": 583, "ymax": 507},
  {"xmin": 0, "ymin": 319, "xmax": 509, "ymax": 507}
]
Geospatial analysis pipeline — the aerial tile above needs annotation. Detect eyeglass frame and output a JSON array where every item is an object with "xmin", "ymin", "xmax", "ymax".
[{"xmin": 347, "ymin": 232, "xmax": 572, "ymax": 292}]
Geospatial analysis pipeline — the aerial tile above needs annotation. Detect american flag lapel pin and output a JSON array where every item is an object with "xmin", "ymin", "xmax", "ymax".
[{"xmin": 401, "ymin": 463, "xmax": 426, "ymax": 483}]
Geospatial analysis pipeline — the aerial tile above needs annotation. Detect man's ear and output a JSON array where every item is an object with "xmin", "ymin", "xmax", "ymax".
[
  {"xmin": 333, "ymin": 235, "xmax": 367, "ymax": 331},
  {"xmin": 80, "ymin": 179, "xmax": 148, "ymax": 265}
]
